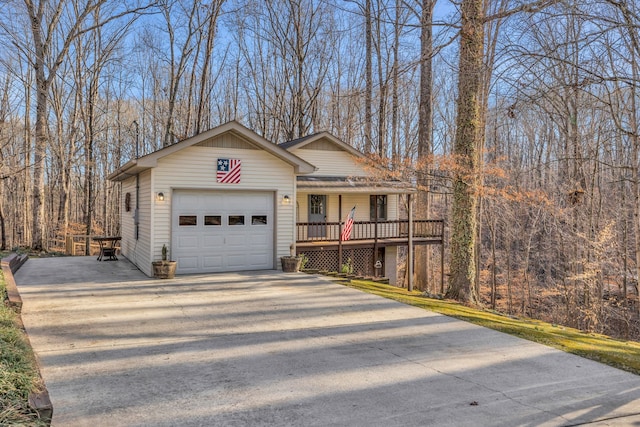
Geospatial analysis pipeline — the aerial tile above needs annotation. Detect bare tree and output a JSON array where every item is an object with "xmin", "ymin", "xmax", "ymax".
[
  {"xmin": 448, "ymin": 0, "xmax": 557, "ymax": 302},
  {"xmin": 410, "ymin": 0, "xmax": 437, "ymax": 291},
  {"xmin": 0, "ymin": 0, "xmax": 149, "ymax": 250},
  {"xmin": 447, "ymin": 0, "xmax": 484, "ymax": 302}
]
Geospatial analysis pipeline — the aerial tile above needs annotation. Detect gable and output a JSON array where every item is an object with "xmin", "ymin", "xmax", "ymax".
[
  {"xmin": 290, "ymin": 146, "xmax": 369, "ymax": 177},
  {"xmin": 299, "ymin": 139, "xmax": 343, "ymax": 151},
  {"xmin": 195, "ymin": 133, "xmax": 259, "ymax": 150},
  {"xmin": 108, "ymin": 121, "xmax": 315, "ymax": 181}
]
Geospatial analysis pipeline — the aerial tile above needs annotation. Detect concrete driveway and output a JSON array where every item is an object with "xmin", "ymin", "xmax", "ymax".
[{"xmin": 14, "ymin": 257, "xmax": 640, "ymax": 427}]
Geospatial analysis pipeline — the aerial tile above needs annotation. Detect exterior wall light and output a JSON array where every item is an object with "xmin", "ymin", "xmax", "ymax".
[
  {"xmin": 156, "ymin": 192, "xmax": 165, "ymax": 202},
  {"xmin": 282, "ymin": 195, "xmax": 291, "ymax": 205}
]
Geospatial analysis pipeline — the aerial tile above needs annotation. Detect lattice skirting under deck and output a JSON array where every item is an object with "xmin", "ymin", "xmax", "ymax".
[{"xmin": 299, "ymin": 248, "xmax": 375, "ymax": 276}]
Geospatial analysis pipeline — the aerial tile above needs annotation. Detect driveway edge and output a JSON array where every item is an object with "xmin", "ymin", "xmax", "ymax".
[{"xmin": 1, "ymin": 254, "xmax": 53, "ymax": 425}]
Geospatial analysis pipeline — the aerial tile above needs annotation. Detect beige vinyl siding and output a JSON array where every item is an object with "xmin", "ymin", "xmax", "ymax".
[
  {"xmin": 297, "ymin": 193, "xmax": 399, "ymax": 222},
  {"xmin": 388, "ymin": 194, "xmax": 399, "ymax": 220},
  {"xmin": 327, "ymin": 194, "xmax": 369, "ymax": 222},
  {"xmin": 195, "ymin": 132, "xmax": 259, "ymax": 150},
  {"xmin": 120, "ymin": 171, "xmax": 152, "ymax": 276},
  {"xmin": 120, "ymin": 177, "xmax": 136, "ymax": 258},
  {"xmin": 384, "ymin": 246, "xmax": 398, "ymax": 284},
  {"xmin": 138, "ymin": 171, "xmax": 153, "ymax": 275},
  {"xmin": 289, "ymin": 147, "xmax": 368, "ymax": 177},
  {"xmin": 152, "ymin": 145, "xmax": 296, "ymax": 264}
]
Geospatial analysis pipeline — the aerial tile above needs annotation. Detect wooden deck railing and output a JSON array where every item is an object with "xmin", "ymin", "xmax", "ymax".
[{"xmin": 296, "ymin": 219, "xmax": 443, "ymax": 243}]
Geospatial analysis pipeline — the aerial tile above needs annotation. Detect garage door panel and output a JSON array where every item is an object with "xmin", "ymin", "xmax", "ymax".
[
  {"xmin": 177, "ymin": 235, "xmax": 199, "ymax": 249},
  {"xmin": 248, "ymin": 232, "xmax": 270, "ymax": 245},
  {"xmin": 202, "ymin": 235, "xmax": 223, "ymax": 247},
  {"xmin": 176, "ymin": 194, "xmax": 200, "ymax": 207},
  {"xmin": 177, "ymin": 256, "xmax": 199, "ymax": 270},
  {"xmin": 203, "ymin": 256, "xmax": 223, "ymax": 269},
  {"xmin": 225, "ymin": 233, "xmax": 247, "ymax": 246},
  {"xmin": 247, "ymin": 253, "xmax": 270, "ymax": 268},
  {"xmin": 227, "ymin": 254, "xmax": 248, "ymax": 268},
  {"xmin": 173, "ymin": 190, "xmax": 274, "ymax": 274}
]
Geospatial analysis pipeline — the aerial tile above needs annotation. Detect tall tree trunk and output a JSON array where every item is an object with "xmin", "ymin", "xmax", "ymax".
[
  {"xmin": 415, "ymin": 0, "xmax": 436, "ymax": 291},
  {"xmin": 84, "ymin": 79, "xmax": 97, "ymax": 253},
  {"xmin": 30, "ymin": 0, "xmax": 49, "ymax": 250},
  {"xmin": 196, "ymin": 1, "xmax": 223, "ymax": 134},
  {"xmin": 391, "ymin": 0, "xmax": 401, "ymax": 165},
  {"xmin": 23, "ymin": 72, "xmax": 32, "ymax": 245},
  {"xmin": 447, "ymin": 0, "xmax": 484, "ymax": 303},
  {"xmin": 364, "ymin": 0, "xmax": 373, "ymax": 153},
  {"xmin": 375, "ymin": 0, "xmax": 386, "ymax": 157},
  {"xmin": 32, "ymin": 66, "xmax": 47, "ymax": 251}
]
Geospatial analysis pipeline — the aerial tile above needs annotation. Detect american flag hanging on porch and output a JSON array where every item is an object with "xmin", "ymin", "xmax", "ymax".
[
  {"xmin": 216, "ymin": 158, "xmax": 241, "ymax": 184},
  {"xmin": 340, "ymin": 206, "xmax": 356, "ymax": 241}
]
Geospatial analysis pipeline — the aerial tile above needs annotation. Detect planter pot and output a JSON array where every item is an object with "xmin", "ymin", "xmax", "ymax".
[
  {"xmin": 280, "ymin": 256, "xmax": 302, "ymax": 273},
  {"xmin": 152, "ymin": 261, "xmax": 177, "ymax": 279}
]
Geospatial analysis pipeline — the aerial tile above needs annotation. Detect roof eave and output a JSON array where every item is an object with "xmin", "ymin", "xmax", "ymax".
[
  {"xmin": 281, "ymin": 132, "xmax": 364, "ymax": 158},
  {"xmin": 107, "ymin": 121, "xmax": 316, "ymax": 180}
]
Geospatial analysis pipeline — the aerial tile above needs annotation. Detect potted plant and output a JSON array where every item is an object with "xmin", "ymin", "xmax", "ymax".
[
  {"xmin": 280, "ymin": 244, "xmax": 302, "ymax": 273},
  {"xmin": 152, "ymin": 244, "xmax": 177, "ymax": 279}
]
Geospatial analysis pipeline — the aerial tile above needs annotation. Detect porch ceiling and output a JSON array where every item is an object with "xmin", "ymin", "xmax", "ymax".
[{"xmin": 296, "ymin": 176, "xmax": 417, "ymax": 194}]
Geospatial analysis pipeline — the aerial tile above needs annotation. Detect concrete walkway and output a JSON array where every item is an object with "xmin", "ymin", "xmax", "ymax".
[{"xmin": 15, "ymin": 257, "xmax": 640, "ymax": 427}]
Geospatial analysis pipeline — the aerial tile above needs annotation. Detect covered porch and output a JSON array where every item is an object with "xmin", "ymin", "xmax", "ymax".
[{"xmin": 293, "ymin": 175, "xmax": 444, "ymax": 288}]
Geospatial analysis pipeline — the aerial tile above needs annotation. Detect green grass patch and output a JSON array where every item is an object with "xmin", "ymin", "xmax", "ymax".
[
  {"xmin": 0, "ymin": 269, "xmax": 48, "ymax": 426},
  {"xmin": 347, "ymin": 279, "xmax": 640, "ymax": 376}
]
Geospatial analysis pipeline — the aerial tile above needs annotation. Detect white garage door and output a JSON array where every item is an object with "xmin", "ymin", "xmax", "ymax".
[{"xmin": 172, "ymin": 190, "xmax": 274, "ymax": 274}]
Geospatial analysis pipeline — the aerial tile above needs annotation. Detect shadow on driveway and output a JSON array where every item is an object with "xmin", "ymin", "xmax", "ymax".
[{"xmin": 15, "ymin": 257, "xmax": 640, "ymax": 427}]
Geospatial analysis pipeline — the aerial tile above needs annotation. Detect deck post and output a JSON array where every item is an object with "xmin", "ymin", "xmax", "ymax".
[
  {"xmin": 408, "ymin": 194, "xmax": 414, "ymax": 292},
  {"xmin": 440, "ymin": 225, "xmax": 445, "ymax": 293},
  {"xmin": 338, "ymin": 195, "xmax": 343, "ymax": 270},
  {"xmin": 373, "ymin": 208, "xmax": 378, "ymax": 275}
]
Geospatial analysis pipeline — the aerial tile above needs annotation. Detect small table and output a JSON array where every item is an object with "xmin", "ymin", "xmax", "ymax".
[{"xmin": 93, "ymin": 236, "xmax": 121, "ymax": 261}]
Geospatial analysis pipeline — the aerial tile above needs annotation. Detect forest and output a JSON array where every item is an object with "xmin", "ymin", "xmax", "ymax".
[{"xmin": 0, "ymin": 0, "xmax": 639, "ymax": 340}]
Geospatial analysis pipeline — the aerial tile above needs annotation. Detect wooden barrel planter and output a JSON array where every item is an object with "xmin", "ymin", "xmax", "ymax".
[
  {"xmin": 280, "ymin": 256, "xmax": 302, "ymax": 273},
  {"xmin": 152, "ymin": 261, "xmax": 177, "ymax": 279}
]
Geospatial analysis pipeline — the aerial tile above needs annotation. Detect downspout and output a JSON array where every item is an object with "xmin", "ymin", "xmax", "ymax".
[
  {"xmin": 133, "ymin": 120, "xmax": 140, "ymax": 241},
  {"xmin": 441, "ymin": 220, "xmax": 445, "ymax": 294},
  {"xmin": 135, "ymin": 174, "xmax": 139, "ymax": 240},
  {"xmin": 338, "ymin": 195, "xmax": 343, "ymax": 269},
  {"xmin": 408, "ymin": 193, "xmax": 413, "ymax": 291}
]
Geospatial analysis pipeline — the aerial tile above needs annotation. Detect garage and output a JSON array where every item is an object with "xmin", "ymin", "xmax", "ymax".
[
  {"xmin": 108, "ymin": 121, "xmax": 315, "ymax": 277},
  {"xmin": 172, "ymin": 189, "xmax": 275, "ymax": 274}
]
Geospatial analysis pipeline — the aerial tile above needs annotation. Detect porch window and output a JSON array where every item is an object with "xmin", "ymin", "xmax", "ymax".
[{"xmin": 370, "ymin": 195, "xmax": 387, "ymax": 220}]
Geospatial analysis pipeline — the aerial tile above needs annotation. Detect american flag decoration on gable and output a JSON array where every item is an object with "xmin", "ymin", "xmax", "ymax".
[{"xmin": 216, "ymin": 158, "xmax": 241, "ymax": 184}]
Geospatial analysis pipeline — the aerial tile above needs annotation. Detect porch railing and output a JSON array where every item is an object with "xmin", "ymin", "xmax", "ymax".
[{"xmin": 296, "ymin": 219, "xmax": 444, "ymax": 243}]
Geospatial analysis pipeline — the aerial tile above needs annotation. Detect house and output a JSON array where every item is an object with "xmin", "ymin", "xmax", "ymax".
[{"xmin": 108, "ymin": 121, "xmax": 443, "ymax": 286}]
